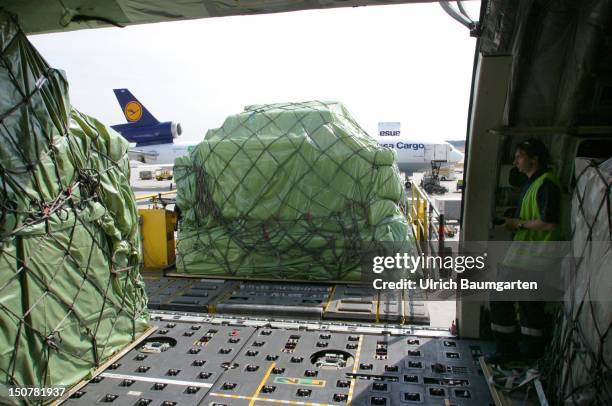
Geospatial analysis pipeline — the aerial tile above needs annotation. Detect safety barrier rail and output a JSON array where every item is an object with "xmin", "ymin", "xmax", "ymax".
[
  {"xmin": 407, "ymin": 181, "xmax": 451, "ymax": 259},
  {"xmin": 135, "ymin": 190, "xmax": 177, "ymax": 201}
]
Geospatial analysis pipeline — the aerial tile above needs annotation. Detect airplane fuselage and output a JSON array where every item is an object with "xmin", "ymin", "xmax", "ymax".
[
  {"xmin": 375, "ymin": 138, "xmax": 464, "ymax": 173},
  {"xmin": 127, "ymin": 136, "xmax": 463, "ymax": 169}
]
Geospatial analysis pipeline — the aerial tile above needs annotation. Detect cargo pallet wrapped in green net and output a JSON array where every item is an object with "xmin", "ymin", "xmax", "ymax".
[
  {"xmin": 0, "ymin": 11, "xmax": 149, "ymax": 404},
  {"xmin": 175, "ymin": 101, "xmax": 414, "ymax": 281}
]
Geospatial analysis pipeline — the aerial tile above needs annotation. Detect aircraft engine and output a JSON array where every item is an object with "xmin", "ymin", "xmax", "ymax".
[{"xmin": 172, "ymin": 122, "xmax": 182, "ymax": 138}]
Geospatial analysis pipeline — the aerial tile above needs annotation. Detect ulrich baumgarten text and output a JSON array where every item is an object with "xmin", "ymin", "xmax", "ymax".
[{"xmin": 373, "ymin": 278, "xmax": 538, "ymax": 292}]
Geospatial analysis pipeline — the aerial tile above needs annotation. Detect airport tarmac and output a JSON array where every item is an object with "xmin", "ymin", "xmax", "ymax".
[{"xmin": 130, "ymin": 166, "xmax": 177, "ymax": 206}]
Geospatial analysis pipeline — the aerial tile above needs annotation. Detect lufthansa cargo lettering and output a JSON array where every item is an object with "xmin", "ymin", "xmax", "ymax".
[{"xmin": 380, "ymin": 142, "xmax": 425, "ymax": 150}]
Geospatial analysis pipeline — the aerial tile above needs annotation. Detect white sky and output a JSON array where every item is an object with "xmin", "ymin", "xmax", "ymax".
[{"xmin": 29, "ymin": 2, "xmax": 480, "ymax": 143}]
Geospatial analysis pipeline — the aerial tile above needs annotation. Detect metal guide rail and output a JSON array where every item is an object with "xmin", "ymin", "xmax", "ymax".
[
  {"xmin": 62, "ymin": 315, "xmax": 494, "ymax": 406},
  {"xmin": 143, "ymin": 278, "xmax": 430, "ymax": 325}
]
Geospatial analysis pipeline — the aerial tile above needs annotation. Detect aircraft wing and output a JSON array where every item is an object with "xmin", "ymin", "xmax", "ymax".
[{"xmin": 128, "ymin": 148, "xmax": 159, "ymax": 164}]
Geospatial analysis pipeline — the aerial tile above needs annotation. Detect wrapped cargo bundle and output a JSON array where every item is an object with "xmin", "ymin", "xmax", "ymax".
[
  {"xmin": 175, "ymin": 101, "xmax": 413, "ymax": 280},
  {"xmin": 0, "ymin": 11, "xmax": 149, "ymax": 403},
  {"xmin": 543, "ymin": 158, "xmax": 611, "ymax": 404}
]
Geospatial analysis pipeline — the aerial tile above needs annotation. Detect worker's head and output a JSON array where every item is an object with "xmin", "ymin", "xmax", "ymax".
[{"xmin": 514, "ymin": 138, "xmax": 549, "ymax": 176}]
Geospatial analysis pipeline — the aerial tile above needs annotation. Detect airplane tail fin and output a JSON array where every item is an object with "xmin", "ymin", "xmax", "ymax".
[{"xmin": 113, "ymin": 88, "xmax": 159, "ymax": 126}]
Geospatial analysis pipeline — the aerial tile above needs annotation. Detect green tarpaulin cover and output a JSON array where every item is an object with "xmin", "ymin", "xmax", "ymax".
[
  {"xmin": 0, "ymin": 11, "xmax": 149, "ymax": 404},
  {"xmin": 175, "ymin": 101, "xmax": 412, "ymax": 280}
]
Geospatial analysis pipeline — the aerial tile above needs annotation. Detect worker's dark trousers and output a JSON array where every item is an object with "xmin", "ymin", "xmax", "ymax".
[{"xmin": 490, "ymin": 301, "xmax": 546, "ymax": 359}]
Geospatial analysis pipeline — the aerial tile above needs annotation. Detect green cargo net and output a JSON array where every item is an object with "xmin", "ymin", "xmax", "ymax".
[
  {"xmin": 175, "ymin": 101, "xmax": 414, "ymax": 281},
  {"xmin": 0, "ymin": 11, "xmax": 149, "ymax": 404}
]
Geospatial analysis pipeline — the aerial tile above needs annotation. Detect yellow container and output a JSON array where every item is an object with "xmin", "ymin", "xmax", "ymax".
[{"xmin": 139, "ymin": 208, "xmax": 177, "ymax": 269}]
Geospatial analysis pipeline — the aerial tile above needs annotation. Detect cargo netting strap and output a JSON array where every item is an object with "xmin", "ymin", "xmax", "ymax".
[
  {"xmin": 175, "ymin": 101, "xmax": 413, "ymax": 281},
  {"xmin": 0, "ymin": 11, "xmax": 148, "ymax": 403},
  {"xmin": 541, "ymin": 159, "xmax": 611, "ymax": 404}
]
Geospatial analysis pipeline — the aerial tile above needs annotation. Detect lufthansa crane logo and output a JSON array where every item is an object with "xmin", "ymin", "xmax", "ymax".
[{"xmin": 124, "ymin": 101, "xmax": 142, "ymax": 122}]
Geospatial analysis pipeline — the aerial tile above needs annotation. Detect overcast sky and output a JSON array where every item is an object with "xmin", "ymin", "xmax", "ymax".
[{"xmin": 29, "ymin": 2, "xmax": 480, "ymax": 142}]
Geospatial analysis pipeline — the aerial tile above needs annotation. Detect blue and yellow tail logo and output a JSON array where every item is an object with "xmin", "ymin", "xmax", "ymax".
[
  {"xmin": 124, "ymin": 100, "xmax": 143, "ymax": 122},
  {"xmin": 114, "ymin": 88, "xmax": 160, "ymax": 127}
]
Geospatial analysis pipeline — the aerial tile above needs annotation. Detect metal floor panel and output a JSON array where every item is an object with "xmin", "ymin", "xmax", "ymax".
[
  {"xmin": 63, "ymin": 317, "xmax": 494, "ymax": 406},
  {"xmin": 146, "ymin": 279, "xmax": 197, "ymax": 310},
  {"xmin": 63, "ymin": 322, "xmax": 257, "ymax": 405},
  {"xmin": 160, "ymin": 279, "xmax": 236, "ymax": 313},
  {"xmin": 324, "ymin": 285, "xmax": 379, "ymax": 321},
  {"xmin": 145, "ymin": 278, "xmax": 428, "ymax": 325},
  {"xmin": 215, "ymin": 282, "xmax": 331, "ymax": 318}
]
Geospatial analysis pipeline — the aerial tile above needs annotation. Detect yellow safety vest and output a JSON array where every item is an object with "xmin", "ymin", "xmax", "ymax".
[{"xmin": 502, "ymin": 171, "xmax": 564, "ymax": 270}]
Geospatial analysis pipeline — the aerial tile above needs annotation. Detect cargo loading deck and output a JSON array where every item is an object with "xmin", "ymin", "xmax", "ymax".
[
  {"xmin": 60, "ymin": 276, "xmax": 495, "ymax": 406},
  {"xmin": 91, "ymin": 153, "xmax": 499, "ymax": 406}
]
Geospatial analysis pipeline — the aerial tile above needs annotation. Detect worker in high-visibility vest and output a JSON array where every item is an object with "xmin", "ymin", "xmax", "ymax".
[{"xmin": 487, "ymin": 139, "xmax": 562, "ymax": 364}]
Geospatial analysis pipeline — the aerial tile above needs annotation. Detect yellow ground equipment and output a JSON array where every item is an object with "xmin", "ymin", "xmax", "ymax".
[
  {"xmin": 154, "ymin": 168, "xmax": 173, "ymax": 181},
  {"xmin": 409, "ymin": 180, "xmax": 430, "ymax": 243},
  {"xmin": 139, "ymin": 208, "xmax": 177, "ymax": 269}
]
